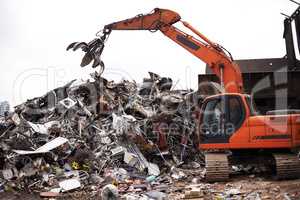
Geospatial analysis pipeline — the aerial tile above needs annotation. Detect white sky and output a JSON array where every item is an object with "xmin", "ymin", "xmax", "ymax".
[{"xmin": 0, "ymin": 0, "xmax": 298, "ymax": 106}]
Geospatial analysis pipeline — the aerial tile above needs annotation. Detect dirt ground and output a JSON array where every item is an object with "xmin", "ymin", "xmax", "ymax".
[{"xmin": 1, "ymin": 176, "xmax": 300, "ymax": 200}]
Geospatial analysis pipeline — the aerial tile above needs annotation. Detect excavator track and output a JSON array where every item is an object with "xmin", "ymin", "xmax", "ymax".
[
  {"xmin": 273, "ymin": 153, "xmax": 300, "ymax": 180},
  {"xmin": 205, "ymin": 153, "xmax": 229, "ymax": 182}
]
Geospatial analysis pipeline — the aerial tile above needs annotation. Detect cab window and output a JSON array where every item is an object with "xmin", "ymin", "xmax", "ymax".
[
  {"xmin": 228, "ymin": 96, "xmax": 245, "ymax": 131},
  {"xmin": 202, "ymin": 98, "xmax": 225, "ymax": 126}
]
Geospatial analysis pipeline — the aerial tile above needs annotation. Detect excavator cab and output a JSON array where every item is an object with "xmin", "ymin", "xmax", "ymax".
[
  {"xmin": 199, "ymin": 93, "xmax": 248, "ymax": 145},
  {"xmin": 199, "ymin": 93, "xmax": 300, "ymax": 150}
]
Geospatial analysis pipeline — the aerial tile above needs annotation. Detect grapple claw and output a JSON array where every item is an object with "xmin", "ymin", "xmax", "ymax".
[{"xmin": 66, "ymin": 29, "xmax": 110, "ymax": 71}]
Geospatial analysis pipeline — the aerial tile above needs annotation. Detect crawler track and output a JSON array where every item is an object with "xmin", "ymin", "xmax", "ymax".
[
  {"xmin": 273, "ymin": 153, "xmax": 300, "ymax": 180},
  {"xmin": 205, "ymin": 153, "xmax": 229, "ymax": 182}
]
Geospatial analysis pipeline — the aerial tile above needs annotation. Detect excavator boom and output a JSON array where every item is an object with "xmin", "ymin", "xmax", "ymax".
[
  {"xmin": 105, "ymin": 8, "xmax": 181, "ymax": 30},
  {"xmin": 104, "ymin": 8, "xmax": 243, "ymax": 93}
]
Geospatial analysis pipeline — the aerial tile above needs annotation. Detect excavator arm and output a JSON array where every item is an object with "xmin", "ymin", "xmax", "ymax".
[{"xmin": 104, "ymin": 8, "xmax": 243, "ymax": 93}]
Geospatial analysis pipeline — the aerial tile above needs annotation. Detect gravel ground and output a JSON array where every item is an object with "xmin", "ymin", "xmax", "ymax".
[{"xmin": 1, "ymin": 176, "xmax": 300, "ymax": 200}]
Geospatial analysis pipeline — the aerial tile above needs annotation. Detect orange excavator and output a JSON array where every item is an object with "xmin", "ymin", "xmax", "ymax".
[{"xmin": 69, "ymin": 8, "xmax": 300, "ymax": 181}]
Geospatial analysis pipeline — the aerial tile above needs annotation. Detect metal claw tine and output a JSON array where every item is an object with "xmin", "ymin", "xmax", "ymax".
[
  {"xmin": 73, "ymin": 42, "xmax": 88, "ymax": 51},
  {"xmin": 80, "ymin": 52, "xmax": 93, "ymax": 67},
  {"xmin": 92, "ymin": 56, "xmax": 101, "ymax": 68},
  {"xmin": 66, "ymin": 42, "xmax": 77, "ymax": 51}
]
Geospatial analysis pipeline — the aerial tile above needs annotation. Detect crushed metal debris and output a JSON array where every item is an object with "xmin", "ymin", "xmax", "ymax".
[{"xmin": 0, "ymin": 71, "xmax": 206, "ymax": 199}]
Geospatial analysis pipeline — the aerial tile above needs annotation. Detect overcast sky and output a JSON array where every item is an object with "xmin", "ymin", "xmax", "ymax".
[{"xmin": 0, "ymin": 0, "xmax": 297, "ymax": 106}]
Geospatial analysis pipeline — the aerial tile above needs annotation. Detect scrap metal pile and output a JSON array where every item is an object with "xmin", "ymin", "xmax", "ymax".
[{"xmin": 0, "ymin": 71, "xmax": 206, "ymax": 199}]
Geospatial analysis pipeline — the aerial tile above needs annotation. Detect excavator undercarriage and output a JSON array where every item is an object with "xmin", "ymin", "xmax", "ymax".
[{"xmin": 204, "ymin": 151, "xmax": 300, "ymax": 182}]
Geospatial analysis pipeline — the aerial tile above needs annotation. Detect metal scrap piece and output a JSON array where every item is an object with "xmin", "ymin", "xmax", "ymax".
[
  {"xmin": 59, "ymin": 178, "xmax": 81, "ymax": 192},
  {"xmin": 13, "ymin": 137, "xmax": 69, "ymax": 155}
]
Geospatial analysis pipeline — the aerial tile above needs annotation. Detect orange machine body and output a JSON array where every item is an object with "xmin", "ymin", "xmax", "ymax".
[{"xmin": 199, "ymin": 93, "xmax": 300, "ymax": 150}]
